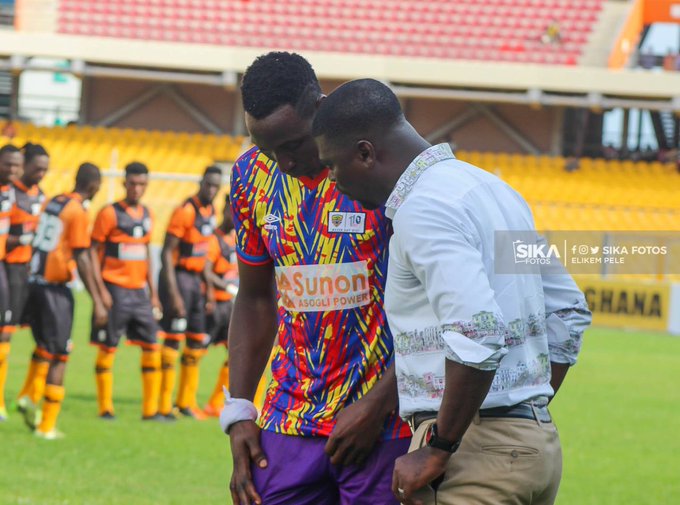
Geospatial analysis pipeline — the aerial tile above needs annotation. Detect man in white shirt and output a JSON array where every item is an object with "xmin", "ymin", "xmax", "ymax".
[{"xmin": 312, "ymin": 79, "xmax": 592, "ymax": 505}]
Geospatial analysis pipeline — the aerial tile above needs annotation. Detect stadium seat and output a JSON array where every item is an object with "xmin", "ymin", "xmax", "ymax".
[{"xmin": 55, "ymin": 0, "xmax": 604, "ymax": 65}]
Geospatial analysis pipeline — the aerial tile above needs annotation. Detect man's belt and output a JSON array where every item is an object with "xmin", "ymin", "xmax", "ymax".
[{"xmin": 408, "ymin": 403, "xmax": 552, "ymax": 432}]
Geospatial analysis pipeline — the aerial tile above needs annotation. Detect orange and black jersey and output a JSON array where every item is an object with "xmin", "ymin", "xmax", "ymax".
[
  {"xmin": 92, "ymin": 201, "xmax": 153, "ymax": 290},
  {"xmin": 166, "ymin": 196, "xmax": 215, "ymax": 273},
  {"xmin": 31, "ymin": 193, "xmax": 91, "ymax": 284},
  {"xmin": 207, "ymin": 229, "xmax": 238, "ymax": 302},
  {"xmin": 6, "ymin": 180, "xmax": 45, "ymax": 264},
  {"xmin": 0, "ymin": 184, "xmax": 15, "ymax": 261}
]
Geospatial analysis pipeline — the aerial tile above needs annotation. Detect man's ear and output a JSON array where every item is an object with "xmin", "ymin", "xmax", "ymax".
[{"xmin": 357, "ymin": 140, "xmax": 375, "ymax": 167}]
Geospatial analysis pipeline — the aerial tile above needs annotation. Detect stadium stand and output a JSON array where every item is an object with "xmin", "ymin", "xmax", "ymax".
[
  {"xmin": 1, "ymin": 121, "xmax": 244, "ymax": 241},
  {"xmin": 56, "ymin": 0, "xmax": 604, "ymax": 65},
  {"xmin": 2, "ymin": 121, "xmax": 678, "ymax": 238}
]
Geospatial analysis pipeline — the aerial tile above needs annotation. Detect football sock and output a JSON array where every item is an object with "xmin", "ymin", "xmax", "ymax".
[
  {"xmin": 159, "ymin": 346, "xmax": 179, "ymax": 414},
  {"xmin": 95, "ymin": 349, "xmax": 115, "ymax": 415},
  {"xmin": 175, "ymin": 347, "xmax": 204, "ymax": 409},
  {"xmin": 206, "ymin": 360, "xmax": 229, "ymax": 410},
  {"xmin": 0, "ymin": 342, "xmax": 9, "ymax": 411},
  {"xmin": 141, "ymin": 350, "xmax": 161, "ymax": 417},
  {"xmin": 38, "ymin": 384, "xmax": 65, "ymax": 434}
]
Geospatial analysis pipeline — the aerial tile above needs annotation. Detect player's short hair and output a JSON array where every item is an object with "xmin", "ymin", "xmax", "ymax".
[
  {"xmin": 312, "ymin": 79, "xmax": 403, "ymax": 147},
  {"xmin": 241, "ymin": 52, "xmax": 322, "ymax": 120},
  {"xmin": 125, "ymin": 161, "xmax": 149, "ymax": 176},
  {"xmin": 22, "ymin": 142, "xmax": 49, "ymax": 164},
  {"xmin": 204, "ymin": 165, "xmax": 222, "ymax": 178},
  {"xmin": 0, "ymin": 144, "xmax": 20, "ymax": 157},
  {"xmin": 75, "ymin": 162, "xmax": 101, "ymax": 189}
]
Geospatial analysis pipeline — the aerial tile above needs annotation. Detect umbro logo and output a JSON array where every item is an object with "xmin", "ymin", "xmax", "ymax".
[{"xmin": 264, "ymin": 213, "xmax": 281, "ymax": 231}]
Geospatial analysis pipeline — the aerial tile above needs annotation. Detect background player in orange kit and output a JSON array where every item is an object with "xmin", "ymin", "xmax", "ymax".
[
  {"xmin": 89, "ymin": 162, "xmax": 164, "ymax": 421},
  {"xmin": 158, "ymin": 166, "xmax": 220, "ymax": 420},
  {"xmin": 0, "ymin": 144, "xmax": 22, "ymax": 421},
  {"xmin": 22, "ymin": 162, "xmax": 104, "ymax": 439}
]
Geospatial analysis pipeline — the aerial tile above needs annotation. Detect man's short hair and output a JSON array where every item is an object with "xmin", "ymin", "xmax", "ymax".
[
  {"xmin": 204, "ymin": 165, "xmax": 222, "ymax": 178},
  {"xmin": 75, "ymin": 162, "xmax": 101, "ymax": 189},
  {"xmin": 241, "ymin": 52, "xmax": 322, "ymax": 120},
  {"xmin": 312, "ymin": 79, "xmax": 403, "ymax": 146},
  {"xmin": 125, "ymin": 161, "xmax": 149, "ymax": 176},
  {"xmin": 22, "ymin": 142, "xmax": 49, "ymax": 164},
  {"xmin": 0, "ymin": 144, "xmax": 20, "ymax": 157}
]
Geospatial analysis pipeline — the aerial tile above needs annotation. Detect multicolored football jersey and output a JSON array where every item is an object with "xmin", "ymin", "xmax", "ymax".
[{"xmin": 231, "ymin": 146, "xmax": 410, "ymax": 440}]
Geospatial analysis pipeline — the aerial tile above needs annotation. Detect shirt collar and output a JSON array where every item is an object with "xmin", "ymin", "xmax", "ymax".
[{"xmin": 385, "ymin": 143, "xmax": 455, "ymax": 218}]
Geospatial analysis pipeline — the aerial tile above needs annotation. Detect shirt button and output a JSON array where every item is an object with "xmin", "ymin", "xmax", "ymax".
[{"xmin": 511, "ymin": 450, "xmax": 519, "ymax": 459}]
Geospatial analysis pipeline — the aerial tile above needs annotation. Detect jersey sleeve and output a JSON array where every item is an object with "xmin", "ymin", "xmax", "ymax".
[
  {"xmin": 91, "ymin": 206, "xmax": 115, "ymax": 243},
  {"xmin": 230, "ymin": 156, "xmax": 271, "ymax": 265},
  {"xmin": 166, "ymin": 203, "xmax": 191, "ymax": 239},
  {"xmin": 66, "ymin": 203, "xmax": 92, "ymax": 250}
]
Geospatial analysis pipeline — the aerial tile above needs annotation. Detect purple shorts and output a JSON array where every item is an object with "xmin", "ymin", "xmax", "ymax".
[{"xmin": 252, "ymin": 430, "xmax": 410, "ymax": 505}]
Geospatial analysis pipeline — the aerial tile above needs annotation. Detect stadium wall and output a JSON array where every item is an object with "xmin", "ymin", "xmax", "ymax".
[
  {"xmin": 576, "ymin": 276, "xmax": 680, "ymax": 335},
  {"xmin": 83, "ymin": 78, "xmax": 239, "ymax": 133}
]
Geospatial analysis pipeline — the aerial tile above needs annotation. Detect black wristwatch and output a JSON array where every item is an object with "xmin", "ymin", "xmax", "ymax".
[{"xmin": 426, "ymin": 423, "xmax": 461, "ymax": 454}]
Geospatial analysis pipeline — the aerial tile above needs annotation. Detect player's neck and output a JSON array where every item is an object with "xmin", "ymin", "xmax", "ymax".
[{"xmin": 18, "ymin": 176, "xmax": 34, "ymax": 189}]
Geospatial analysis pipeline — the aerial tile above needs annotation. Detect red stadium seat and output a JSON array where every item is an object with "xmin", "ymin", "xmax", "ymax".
[{"xmin": 56, "ymin": 0, "xmax": 603, "ymax": 65}]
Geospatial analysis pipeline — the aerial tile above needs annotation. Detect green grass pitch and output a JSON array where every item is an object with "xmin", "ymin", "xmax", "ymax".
[{"xmin": 1, "ymin": 294, "xmax": 679, "ymax": 504}]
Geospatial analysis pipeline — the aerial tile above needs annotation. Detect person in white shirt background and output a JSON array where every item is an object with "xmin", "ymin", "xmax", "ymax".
[{"xmin": 312, "ymin": 78, "xmax": 592, "ymax": 505}]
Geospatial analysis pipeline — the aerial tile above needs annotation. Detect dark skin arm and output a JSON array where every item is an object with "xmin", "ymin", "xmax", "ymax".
[
  {"xmin": 74, "ymin": 248, "xmax": 108, "ymax": 328},
  {"xmin": 160, "ymin": 233, "xmax": 185, "ymax": 318},
  {"xmin": 549, "ymin": 362, "xmax": 570, "ymax": 402},
  {"xmin": 146, "ymin": 244, "xmax": 161, "ymax": 316},
  {"xmin": 392, "ymin": 360, "xmax": 496, "ymax": 505},
  {"xmin": 228, "ymin": 258, "xmax": 278, "ymax": 505},
  {"xmin": 89, "ymin": 240, "xmax": 112, "ymax": 310},
  {"xmin": 324, "ymin": 361, "xmax": 399, "ymax": 467},
  {"xmin": 203, "ymin": 259, "xmax": 215, "ymax": 316},
  {"xmin": 205, "ymin": 259, "xmax": 229, "ymax": 291}
]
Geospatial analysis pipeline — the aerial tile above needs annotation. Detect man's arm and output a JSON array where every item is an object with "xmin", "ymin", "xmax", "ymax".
[
  {"xmin": 324, "ymin": 360, "xmax": 399, "ymax": 466},
  {"xmin": 227, "ymin": 258, "xmax": 278, "ymax": 505},
  {"xmin": 146, "ymin": 244, "xmax": 160, "ymax": 315},
  {"xmin": 389, "ymin": 197, "xmax": 508, "ymax": 502},
  {"xmin": 160, "ymin": 234, "xmax": 184, "ymax": 318},
  {"xmin": 89, "ymin": 240, "xmax": 112, "ymax": 310},
  {"xmin": 75, "ymin": 248, "xmax": 108, "ymax": 328},
  {"xmin": 540, "ymin": 239, "xmax": 592, "ymax": 399}
]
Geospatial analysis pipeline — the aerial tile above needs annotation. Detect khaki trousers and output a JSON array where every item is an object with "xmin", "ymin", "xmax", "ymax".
[{"xmin": 407, "ymin": 412, "xmax": 562, "ymax": 505}]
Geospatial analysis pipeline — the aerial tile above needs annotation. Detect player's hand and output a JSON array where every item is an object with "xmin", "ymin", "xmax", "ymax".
[
  {"xmin": 324, "ymin": 397, "xmax": 384, "ymax": 467},
  {"xmin": 171, "ymin": 294, "xmax": 186, "ymax": 319},
  {"xmin": 93, "ymin": 302, "xmax": 109, "ymax": 329},
  {"xmin": 100, "ymin": 288, "xmax": 113, "ymax": 311},
  {"xmin": 151, "ymin": 295, "xmax": 163, "ymax": 320},
  {"xmin": 205, "ymin": 300, "xmax": 215, "ymax": 316},
  {"xmin": 228, "ymin": 420, "xmax": 267, "ymax": 505},
  {"xmin": 391, "ymin": 447, "xmax": 450, "ymax": 505}
]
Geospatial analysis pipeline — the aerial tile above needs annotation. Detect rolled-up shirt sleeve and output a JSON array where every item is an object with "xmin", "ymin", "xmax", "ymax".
[
  {"xmin": 392, "ymin": 197, "xmax": 509, "ymax": 371},
  {"xmin": 542, "ymin": 270, "xmax": 592, "ymax": 365}
]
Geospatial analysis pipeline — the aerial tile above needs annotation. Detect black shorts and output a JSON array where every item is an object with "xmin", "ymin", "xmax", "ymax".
[
  {"xmin": 90, "ymin": 282, "xmax": 159, "ymax": 350},
  {"xmin": 25, "ymin": 282, "xmax": 74, "ymax": 360},
  {"xmin": 6, "ymin": 262, "xmax": 31, "ymax": 327},
  {"xmin": 207, "ymin": 300, "xmax": 232, "ymax": 346},
  {"xmin": 159, "ymin": 268, "xmax": 206, "ymax": 343},
  {"xmin": 0, "ymin": 262, "xmax": 9, "ymax": 329}
]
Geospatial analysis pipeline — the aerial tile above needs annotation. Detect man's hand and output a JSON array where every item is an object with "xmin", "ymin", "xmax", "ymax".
[
  {"xmin": 151, "ymin": 295, "xmax": 162, "ymax": 320},
  {"xmin": 171, "ymin": 294, "xmax": 186, "ymax": 319},
  {"xmin": 93, "ymin": 302, "xmax": 109, "ymax": 329},
  {"xmin": 228, "ymin": 421, "xmax": 267, "ymax": 505},
  {"xmin": 392, "ymin": 446, "xmax": 450, "ymax": 505},
  {"xmin": 324, "ymin": 397, "xmax": 385, "ymax": 467},
  {"xmin": 100, "ymin": 287, "xmax": 113, "ymax": 311}
]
